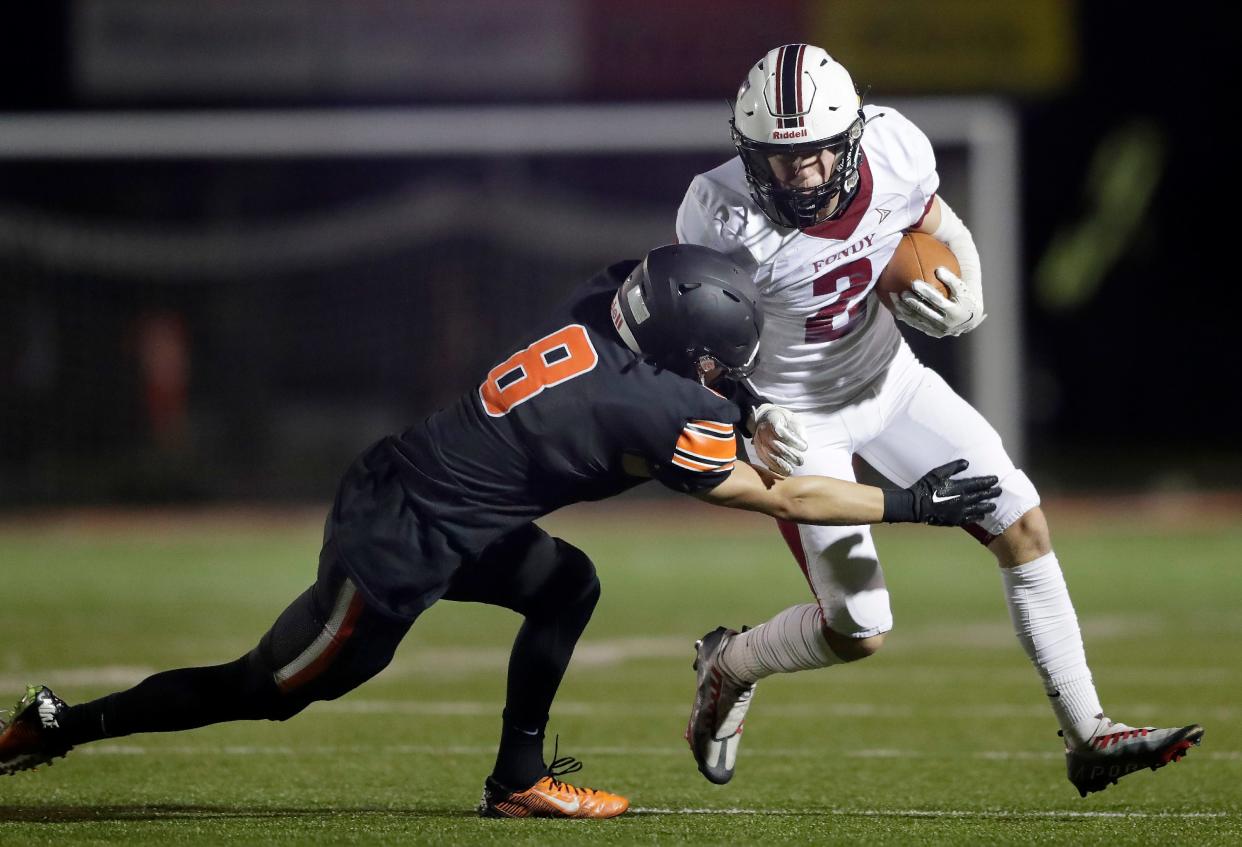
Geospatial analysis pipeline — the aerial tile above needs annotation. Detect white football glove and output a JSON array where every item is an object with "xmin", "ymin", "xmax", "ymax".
[
  {"xmin": 894, "ymin": 267, "xmax": 986, "ymax": 338},
  {"xmin": 892, "ymin": 197, "xmax": 986, "ymax": 339},
  {"xmin": 751, "ymin": 403, "xmax": 808, "ymax": 477}
]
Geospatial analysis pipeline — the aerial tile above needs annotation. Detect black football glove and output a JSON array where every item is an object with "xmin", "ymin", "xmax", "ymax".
[{"xmin": 882, "ymin": 459, "xmax": 1001, "ymax": 527}]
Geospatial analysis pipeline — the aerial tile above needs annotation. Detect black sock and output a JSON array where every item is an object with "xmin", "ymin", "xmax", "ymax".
[
  {"xmin": 489, "ymin": 710, "xmax": 547, "ymax": 790},
  {"xmin": 59, "ymin": 657, "xmax": 269, "ymax": 746}
]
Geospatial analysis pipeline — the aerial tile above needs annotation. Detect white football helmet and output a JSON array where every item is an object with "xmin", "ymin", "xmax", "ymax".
[{"xmin": 732, "ymin": 44, "xmax": 866, "ymax": 229}]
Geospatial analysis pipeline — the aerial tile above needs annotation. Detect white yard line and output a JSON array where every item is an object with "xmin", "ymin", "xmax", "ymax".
[
  {"xmin": 317, "ymin": 699, "xmax": 1240, "ymax": 722},
  {"xmin": 6, "ymin": 660, "xmax": 1231, "ymax": 688},
  {"xmin": 0, "ymin": 667, "xmax": 158, "ymax": 689}
]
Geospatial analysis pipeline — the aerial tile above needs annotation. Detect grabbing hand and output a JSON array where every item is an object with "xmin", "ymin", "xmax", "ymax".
[
  {"xmin": 751, "ymin": 403, "xmax": 808, "ymax": 477},
  {"xmin": 906, "ymin": 459, "xmax": 1000, "ymax": 526}
]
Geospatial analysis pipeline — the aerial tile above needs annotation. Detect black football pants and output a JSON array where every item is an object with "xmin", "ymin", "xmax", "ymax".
[{"xmin": 62, "ymin": 523, "xmax": 600, "ymax": 751}]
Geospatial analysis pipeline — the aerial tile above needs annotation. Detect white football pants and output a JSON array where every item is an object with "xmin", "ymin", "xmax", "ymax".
[{"xmin": 749, "ymin": 341, "xmax": 1039, "ymax": 638}]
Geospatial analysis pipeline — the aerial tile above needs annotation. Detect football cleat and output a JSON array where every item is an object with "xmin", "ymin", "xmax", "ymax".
[
  {"xmin": 1064, "ymin": 719, "xmax": 1205, "ymax": 797},
  {"xmin": 0, "ymin": 685, "xmax": 73, "ymax": 776},
  {"xmin": 477, "ymin": 754, "xmax": 629, "ymax": 819},
  {"xmin": 685, "ymin": 625, "xmax": 756, "ymax": 785}
]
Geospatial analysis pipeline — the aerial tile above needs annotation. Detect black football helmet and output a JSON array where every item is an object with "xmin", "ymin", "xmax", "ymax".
[{"xmin": 610, "ymin": 244, "xmax": 763, "ymax": 383}]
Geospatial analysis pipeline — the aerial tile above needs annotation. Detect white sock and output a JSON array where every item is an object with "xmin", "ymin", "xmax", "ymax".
[
  {"xmin": 718, "ymin": 603, "xmax": 843, "ymax": 684},
  {"xmin": 999, "ymin": 551, "xmax": 1105, "ymax": 745}
]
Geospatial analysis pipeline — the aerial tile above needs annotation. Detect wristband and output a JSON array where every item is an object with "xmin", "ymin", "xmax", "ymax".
[{"xmin": 881, "ymin": 489, "xmax": 917, "ymax": 523}]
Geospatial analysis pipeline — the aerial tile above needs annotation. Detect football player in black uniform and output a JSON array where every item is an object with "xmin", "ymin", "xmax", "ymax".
[{"xmin": 1, "ymin": 245, "xmax": 999, "ymax": 818}]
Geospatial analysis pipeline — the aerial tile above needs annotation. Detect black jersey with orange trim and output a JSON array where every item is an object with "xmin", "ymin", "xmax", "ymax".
[{"xmin": 328, "ymin": 261, "xmax": 743, "ymax": 617}]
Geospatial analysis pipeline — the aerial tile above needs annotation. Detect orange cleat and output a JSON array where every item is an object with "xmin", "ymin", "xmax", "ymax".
[{"xmin": 478, "ymin": 755, "xmax": 629, "ymax": 818}]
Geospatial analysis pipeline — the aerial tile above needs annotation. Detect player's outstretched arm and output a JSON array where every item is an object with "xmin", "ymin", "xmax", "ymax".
[
  {"xmin": 695, "ymin": 458, "xmax": 999, "ymax": 528},
  {"xmin": 696, "ymin": 460, "xmax": 883, "ymax": 524}
]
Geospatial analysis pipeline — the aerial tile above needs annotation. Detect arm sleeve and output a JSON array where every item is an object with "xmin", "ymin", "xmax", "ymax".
[{"xmin": 929, "ymin": 196, "xmax": 983, "ymax": 296}]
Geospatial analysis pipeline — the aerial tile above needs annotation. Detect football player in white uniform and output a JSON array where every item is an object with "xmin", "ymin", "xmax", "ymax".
[{"xmin": 679, "ymin": 43, "xmax": 1203, "ymax": 797}]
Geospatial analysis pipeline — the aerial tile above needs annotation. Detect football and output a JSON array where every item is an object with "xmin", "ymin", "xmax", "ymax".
[{"xmin": 876, "ymin": 232, "xmax": 959, "ymax": 310}]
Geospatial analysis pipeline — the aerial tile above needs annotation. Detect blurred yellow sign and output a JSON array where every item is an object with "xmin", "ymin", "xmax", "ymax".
[{"xmin": 809, "ymin": 0, "xmax": 1077, "ymax": 94}]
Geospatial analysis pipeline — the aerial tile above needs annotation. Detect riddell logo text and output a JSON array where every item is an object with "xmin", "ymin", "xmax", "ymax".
[{"xmin": 771, "ymin": 129, "xmax": 808, "ymax": 140}]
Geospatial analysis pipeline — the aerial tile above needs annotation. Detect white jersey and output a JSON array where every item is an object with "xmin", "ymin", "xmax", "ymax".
[{"xmin": 676, "ymin": 105, "xmax": 939, "ymax": 412}]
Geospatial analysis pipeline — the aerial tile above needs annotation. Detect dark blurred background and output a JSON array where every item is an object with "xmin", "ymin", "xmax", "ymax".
[{"xmin": 1, "ymin": 1, "xmax": 1236, "ymax": 506}]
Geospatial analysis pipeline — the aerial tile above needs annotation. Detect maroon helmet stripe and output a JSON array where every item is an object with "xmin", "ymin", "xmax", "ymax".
[
  {"xmin": 795, "ymin": 44, "xmax": 806, "ymax": 127},
  {"xmin": 774, "ymin": 45, "xmax": 786, "ymax": 127},
  {"xmin": 778, "ymin": 44, "xmax": 803, "ymax": 128}
]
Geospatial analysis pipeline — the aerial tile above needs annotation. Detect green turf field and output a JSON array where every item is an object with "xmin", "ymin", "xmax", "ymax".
[{"xmin": 2, "ymin": 500, "xmax": 1239, "ymax": 845}]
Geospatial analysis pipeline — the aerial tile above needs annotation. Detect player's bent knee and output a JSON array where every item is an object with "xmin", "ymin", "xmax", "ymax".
[
  {"xmin": 823, "ymin": 629, "xmax": 886, "ymax": 662},
  {"xmin": 244, "ymin": 633, "xmax": 401, "ymax": 723},
  {"xmin": 981, "ymin": 470, "xmax": 1040, "ymax": 536},
  {"xmin": 553, "ymin": 539, "xmax": 601, "ymax": 608},
  {"xmin": 1012, "ymin": 507, "xmax": 1051, "ymax": 547},
  {"xmin": 220, "ymin": 653, "xmax": 314, "ymax": 722},
  {"xmin": 484, "ymin": 528, "xmax": 600, "ymax": 618},
  {"xmin": 991, "ymin": 506, "xmax": 1052, "ymax": 568}
]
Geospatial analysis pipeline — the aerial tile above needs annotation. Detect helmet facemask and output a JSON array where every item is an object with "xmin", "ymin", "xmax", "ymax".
[
  {"xmin": 732, "ymin": 114, "xmax": 865, "ymax": 230},
  {"xmin": 687, "ymin": 320, "xmax": 761, "ymax": 385}
]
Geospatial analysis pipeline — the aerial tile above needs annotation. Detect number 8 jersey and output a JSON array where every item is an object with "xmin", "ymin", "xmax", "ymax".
[
  {"xmin": 676, "ymin": 105, "xmax": 939, "ymax": 412},
  {"xmin": 342, "ymin": 261, "xmax": 744, "ymax": 568}
]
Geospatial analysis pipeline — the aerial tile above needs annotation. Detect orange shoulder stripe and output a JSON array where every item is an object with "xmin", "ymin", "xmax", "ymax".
[
  {"xmin": 674, "ymin": 421, "xmax": 736, "ymax": 468},
  {"xmin": 676, "ymin": 430, "xmax": 736, "ymax": 463}
]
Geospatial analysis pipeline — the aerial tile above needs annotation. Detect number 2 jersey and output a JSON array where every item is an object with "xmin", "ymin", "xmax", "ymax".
[
  {"xmin": 676, "ymin": 105, "xmax": 939, "ymax": 412},
  {"xmin": 326, "ymin": 260, "xmax": 743, "ymax": 618}
]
